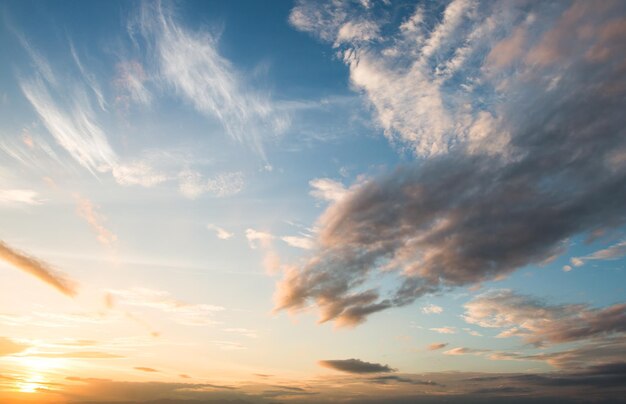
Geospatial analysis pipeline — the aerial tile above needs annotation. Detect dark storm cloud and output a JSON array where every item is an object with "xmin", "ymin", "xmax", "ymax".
[
  {"xmin": 318, "ymin": 358, "xmax": 395, "ymax": 374},
  {"xmin": 276, "ymin": 0, "xmax": 626, "ymax": 326}
]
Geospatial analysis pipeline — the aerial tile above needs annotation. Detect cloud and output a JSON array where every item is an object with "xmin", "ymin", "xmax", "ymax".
[
  {"xmin": 135, "ymin": 366, "xmax": 159, "ymax": 372},
  {"xmin": 107, "ymin": 287, "xmax": 223, "ymax": 326},
  {"xmin": 318, "ymin": 359, "xmax": 395, "ymax": 374},
  {"xmin": 570, "ymin": 240, "xmax": 626, "ymax": 268},
  {"xmin": 463, "ymin": 290, "xmax": 626, "ymax": 347},
  {"xmin": 74, "ymin": 194, "xmax": 117, "ymax": 245},
  {"xmin": 421, "ymin": 304, "xmax": 443, "ymax": 315},
  {"xmin": 223, "ymin": 328, "xmax": 258, "ymax": 339},
  {"xmin": 0, "ymin": 189, "xmax": 43, "ymax": 205},
  {"xmin": 443, "ymin": 347, "xmax": 489, "ymax": 356},
  {"xmin": 309, "ymin": 178, "xmax": 348, "ymax": 202},
  {"xmin": 111, "ymin": 159, "xmax": 169, "ymax": 187},
  {"xmin": 0, "ymin": 337, "xmax": 29, "ymax": 356},
  {"xmin": 246, "ymin": 229, "xmax": 274, "ymax": 249},
  {"xmin": 207, "ymin": 224, "xmax": 234, "ymax": 240},
  {"xmin": 430, "ymin": 327, "xmax": 456, "ymax": 335},
  {"xmin": 114, "ymin": 60, "xmax": 152, "ymax": 107},
  {"xmin": 281, "ymin": 236, "xmax": 315, "ymax": 250},
  {"xmin": 18, "ymin": 63, "xmax": 116, "ymax": 175},
  {"xmin": 29, "ymin": 351, "xmax": 123, "ymax": 359},
  {"xmin": 276, "ymin": 1, "xmax": 626, "ymax": 326},
  {"xmin": 178, "ymin": 170, "xmax": 244, "ymax": 199},
  {"xmin": 211, "ymin": 340, "xmax": 246, "ymax": 351},
  {"xmin": 130, "ymin": 2, "xmax": 288, "ymax": 158},
  {"xmin": 427, "ymin": 343, "xmax": 448, "ymax": 351},
  {"xmin": 61, "ymin": 377, "xmax": 245, "ymax": 403},
  {"xmin": 0, "ymin": 241, "xmax": 77, "ymax": 297}
]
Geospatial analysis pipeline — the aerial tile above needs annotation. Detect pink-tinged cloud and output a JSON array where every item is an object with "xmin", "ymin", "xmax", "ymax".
[
  {"xmin": 0, "ymin": 240, "xmax": 77, "ymax": 297},
  {"xmin": 427, "ymin": 343, "xmax": 448, "ymax": 351},
  {"xmin": 74, "ymin": 194, "xmax": 117, "ymax": 245},
  {"xmin": 464, "ymin": 290, "xmax": 626, "ymax": 347}
]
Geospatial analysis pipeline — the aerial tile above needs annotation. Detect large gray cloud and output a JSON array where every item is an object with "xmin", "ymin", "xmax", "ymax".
[{"xmin": 275, "ymin": 0, "xmax": 626, "ymax": 326}]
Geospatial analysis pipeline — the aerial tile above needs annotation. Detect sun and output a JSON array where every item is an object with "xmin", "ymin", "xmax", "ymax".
[
  {"xmin": 12, "ymin": 356, "xmax": 66, "ymax": 394},
  {"xmin": 17, "ymin": 374, "xmax": 45, "ymax": 393}
]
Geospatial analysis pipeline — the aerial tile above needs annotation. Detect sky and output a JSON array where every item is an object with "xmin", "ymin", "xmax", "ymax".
[{"xmin": 0, "ymin": 0, "xmax": 625, "ymax": 403}]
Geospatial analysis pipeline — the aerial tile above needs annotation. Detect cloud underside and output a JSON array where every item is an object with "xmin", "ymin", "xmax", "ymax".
[
  {"xmin": 464, "ymin": 290, "xmax": 626, "ymax": 347},
  {"xmin": 16, "ymin": 364, "xmax": 625, "ymax": 403},
  {"xmin": 276, "ymin": 0, "xmax": 626, "ymax": 326},
  {"xmin": 0, "ymin": 241, "xmax": 76, "ymax": 296},
  {"xmin": 318, "ymin": 358, "xmax": 394, "ymax": 374}
]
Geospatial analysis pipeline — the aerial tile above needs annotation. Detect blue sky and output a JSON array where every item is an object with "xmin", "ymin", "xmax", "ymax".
[{"xmin": 0, "ymin": 1, "xmax": 625, "ymax": 403}]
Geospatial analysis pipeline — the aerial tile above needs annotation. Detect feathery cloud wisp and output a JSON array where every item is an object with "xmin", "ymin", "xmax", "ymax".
[
  {"xmin": 131, "ymin": 2, "xmax": 288, "ymax": 158},
  {"xmin": 207, "ymin": 224, "xmax": 234, "ymax": 240},
  {"xmin": 0, "ymin": 241, "xmax": 77, "ymax": 297},
  {"xmin": 74, "ymin": 195, "xmax": 117, "ymax": 245}
]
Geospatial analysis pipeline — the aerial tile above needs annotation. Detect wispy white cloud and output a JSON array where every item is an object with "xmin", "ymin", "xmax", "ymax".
[
  {"xmin": 246, "ymin": 229, "xmax": 274, "ymax": 250},
  {"xmin": 223, "ymin": 328, "xmax": 258, "ymax": 339},
  {"xmin": 569, "ymin": 240, "xmax": 626, "ymax": 269},
  {"xmin": 281, "ymin": 236, "xmax": 314, "ymax": 250},
  {"xmin": 107, "ymin": 287, "xmax": 223, "ymax": 326},
  {"xmin": 19, "ymin": 76, "xmax": 117, "ymax": 174},
  {"xmin": 113, "ymin": 60, "xmax": 152, "ymax": 108},
  {"xmin": 0, "ymin": 189, "xmax": 43, "ymax": 205},
  {"xmin": 443, "ymin": 347, "xmax": 489, "ymax": 356},
  {"xmin": 430, "ymin": 327, "xmax": 456, "ymax": 335},
  {"xmin": 211, "ymin": 340, "xmax": 246, "ymax": 350},
  {"xmin": 112, "ymin": 159, "xmax": 169, "ymax": 187},
  {"xmin": 70, "ymin": 42, "xmax": 108, "ymax": 111},
  {"xmin": 207, "ymin": 224, "xmax": 234, "ymax": 240},
  {"xmin": 309, "ymin": 178, "xmax": 347, "ymax": 202},
  {"xmin": 178, "ymin": 170, "xmax": 244, "ymax": 199},
  {"xmin": 421, "ymin": 304, "xmax": 443, "ymax": 315},
  {"xmin": 131, "ymin": 2, "xmax": 288, "ymax": 158}
]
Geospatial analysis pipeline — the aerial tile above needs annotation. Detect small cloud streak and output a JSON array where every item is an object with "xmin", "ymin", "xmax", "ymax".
[
  {"xmin": 427, "ymin": 343, "xmax": 448, "ymax": 351},
  {"xmin": 74, "ymin": 195, "xmax": 117, "ymax": 245},
  {"xmin": 207, "ymin": 224, "xmax": 234, "ymax": 240},
  {"xmin": 443, "ymin": 347, "xmax": 489, "ymax": 356},
  {"xmin": 0, "ymin": 189, "xmax": 43, "ymax": 205},
  {"xmin": 318, "ymin": 358, "xmax": 395, "ymax": 374},
  {"xmin": 281, "ymin": 236, "xmax": 314, "ymax": 250},
  {"xmin": 178, "ymin": 170, "xmax": 244, "ymax": 199},
  {"xmin": 430, "ymin": 327, "xmax": 456, "ymax": 334},
  {"xmin": 570, "ymin": 240, "xmax": 626, "ymax": 269},
  {"xmin": 246, "ymin": 229, "xmax": 274, "ymax": 249},
  {"xmin": 107, "ymin": 287, "xmax": 223, "ymax": 326},
  {"xmin": 309, "ymin": 178, "xmax": 347, "ymax": 202},
  {"xmin": 422, "ymin": 304, "xmax": 443, "ymax": 315},
  {"xmin": 0, "ymin": 240, "xmax": 77, "ymax": 297},
  {"xmin": 134, "ymin": 366, "xmax": 159, "ymax": 372}
]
